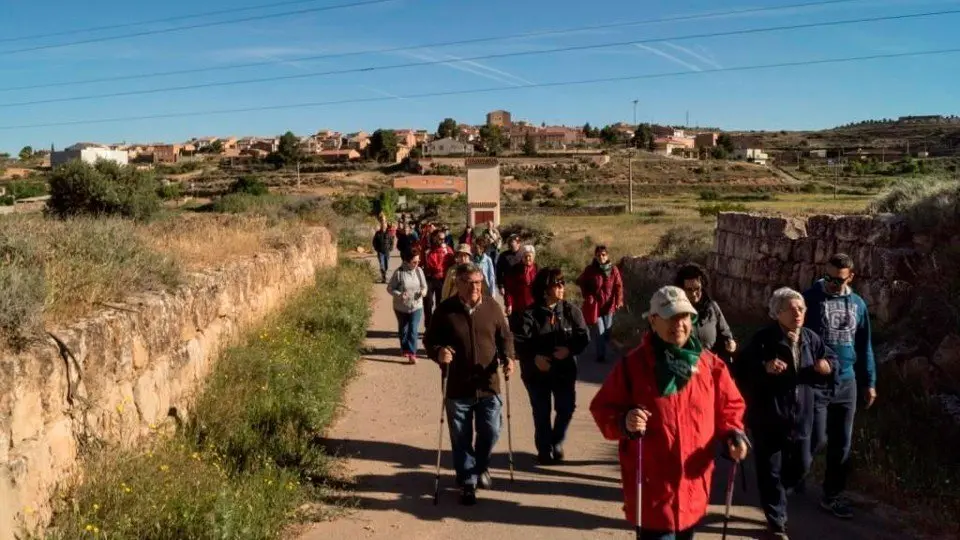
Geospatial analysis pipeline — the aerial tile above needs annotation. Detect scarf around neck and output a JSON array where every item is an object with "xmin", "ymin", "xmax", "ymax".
[
  {"xmin": 651, "ymin": 327, "xmax": 703, "ymax": 397},
  {"xmin": 594, "ymin": 259, "xmax": 613, "ymax": 276}
]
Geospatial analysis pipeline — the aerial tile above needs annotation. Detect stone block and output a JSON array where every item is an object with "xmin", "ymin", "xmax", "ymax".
[
  {"xmin": 133, "ymin": 362, "xmax": 171, "ymax": 427},
  {"xmin": 43, "ymin": 419, "xmax": 76, "ymax": 473},
  {"xmin": 132, "ymin": 336, "xmax": 149, "ymax": 370},
  {"xmin": 814, "ymin": 238, "xmax": 835, "ymax": 264},
  {"xmin": 792, "ymin": 238, "xmax": 816, "ymax": 263},
  {"xmin": 798, "ymin": 263, "xmax": 819, "ymax": 290}
]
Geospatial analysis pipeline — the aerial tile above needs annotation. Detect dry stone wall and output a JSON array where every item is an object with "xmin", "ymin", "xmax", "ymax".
[
  {"xmin": 620, "ymin": 213, "xmax": 920, "ymax": 324},
  {"xmin": 0, "ymin": 229, "xmax": 337, "ymax": 539}
]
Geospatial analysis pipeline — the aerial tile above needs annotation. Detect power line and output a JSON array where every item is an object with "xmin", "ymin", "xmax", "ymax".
[
  {"xmin": 0, "ymin": 0, "xmax": 867, "ymax": 91},
  {"xmin": 0, "ymin": 0, "xmax": 396, "ymax": 56},
  {"xmin": 0, "ymin": 0, "xmax": 352, "ymax": 45},
  {"xmin": 2, "ymin": 7, "xmax": 955, "ymax": 109},
  {"xmin": 3, "ymin": 46, "xmax": 957, "ymax": 131}
]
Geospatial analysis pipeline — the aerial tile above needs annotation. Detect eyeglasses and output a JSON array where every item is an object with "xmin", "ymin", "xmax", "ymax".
[
  {"xmin": 550, "ymin": 280, "xmax": 566, "ymax": 287},
  {"xmin": 823, "ymin": 275, "xmax": 847, "ymax": 285}
]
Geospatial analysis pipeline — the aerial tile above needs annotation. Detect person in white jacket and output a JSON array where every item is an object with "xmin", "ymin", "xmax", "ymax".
[{"xmin": 387, "ymin": 247, "xmax": 428, "ymax": 364}]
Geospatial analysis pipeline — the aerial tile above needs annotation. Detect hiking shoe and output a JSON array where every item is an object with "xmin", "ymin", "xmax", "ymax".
[
  {"xmin": 552, "ymin": 445, "xmax": 565, "ymax": 463},
  {"xmin": 460, "ymin": 486, "xmax": 477, "ymax": 506},
  {"xmin": 478, "ymin": 471, "xmax": 493, "ymax": 490},
  {"xmin": 820, "ymin": 496, "xmax": 853, "ymax": 519},
  {"xmin": 536, "ymin": 453, "xmax": 555, "ymax": 466}
]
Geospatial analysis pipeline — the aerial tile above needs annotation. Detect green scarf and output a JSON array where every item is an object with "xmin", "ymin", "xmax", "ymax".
[
  {"xmin": 651, "ymin": 328, "xmax": 703, "ymax": 397},
  {"xmin": 595, "ymin": 259, "xmax": 613, "ymax": 277},
  {"xmin": 473, "ymin": 253, "xmax": 485, "ymax": 264}
]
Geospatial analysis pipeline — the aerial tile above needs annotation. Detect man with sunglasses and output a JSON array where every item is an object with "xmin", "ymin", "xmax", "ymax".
[{"xmin": 802, "ymin": 253, "xmax": 877, "ymax": 520}]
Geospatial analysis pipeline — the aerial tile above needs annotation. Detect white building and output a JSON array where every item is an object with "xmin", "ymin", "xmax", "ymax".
[
  {"xmin": 51, "ymin": 143, "xmax": 129, "ymax": 167},
  {"xmin": 734, "ymin": 148, "xmax": 769, "ymax": 166},
  {"xmin": 425, "ymin": 137, "xmax": 475, "ymax": 156}
]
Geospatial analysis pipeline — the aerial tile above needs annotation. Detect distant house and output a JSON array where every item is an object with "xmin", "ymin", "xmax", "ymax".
[
  {"xmin": 425, "ymin": 137, "xmax": 474, "ymax": 156},
  {"xmin": 465, "ymin": 157, "xmax": 501, "ymax": 226},
  {"xmin": 734, "ymin": 147, "xmax": 769, "ymax": 165},
  {"xmin": 809, "ymin": 149, "xmax": 828, "ymax": 158},
  {"xmin": 317, "ymin": 149, "xmax": 361, "ymax": 163},
  {"xmin": 653, "ymin": 137, "xmax": 695, "ymax": 156},
  {"xmin": 694, "ymin": 133, "xmax": 718, "ymax": 149},
  {"xmin": 393, "ymin": 175, "xmax": 466, "ymax": 195},
  {"xmin": 486, "ymin": 110, "xmax": 512, "ymax": 127},
  {"xmin": 51, "ymin": 143, "xmax": 129, "ymax": 167},
  {"xmin": 152, "ymin": 144, "xmax": 181, "ymax": 164},
  {"xmin": 345, "ymin": 131, "xmax": 370, "ymax": 151}
]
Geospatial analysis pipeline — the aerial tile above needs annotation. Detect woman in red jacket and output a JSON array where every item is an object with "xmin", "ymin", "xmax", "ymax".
[
  {"xmin": 590, "ymin": 285, "xmax": 749, "ymax": 539},
  {"xmin": 503, "ymin": 245, "xmax": 538, "ymax": 325},
  {"xmin": 577, "ymin": 245, "xmax": 623, "ymax": 363}
]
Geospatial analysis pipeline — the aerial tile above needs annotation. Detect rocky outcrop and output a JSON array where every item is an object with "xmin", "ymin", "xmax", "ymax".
[{"xmin": 0, "ymin": 229, "xmax": 337, "ymax": 539}]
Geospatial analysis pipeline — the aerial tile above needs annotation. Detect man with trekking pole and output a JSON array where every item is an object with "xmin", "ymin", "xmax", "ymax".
[
  {"xmin": 425, "ymin": 262, "xmax": 516, "ymax": 506},
  {"xmin": 590, "ymin": 286, "xmax": 748, "ymax": 539}
]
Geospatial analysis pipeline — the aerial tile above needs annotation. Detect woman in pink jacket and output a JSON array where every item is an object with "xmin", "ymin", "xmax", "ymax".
[{"xmin": 576, "ymin": 245, "xmax": 623, "ymax": 363}]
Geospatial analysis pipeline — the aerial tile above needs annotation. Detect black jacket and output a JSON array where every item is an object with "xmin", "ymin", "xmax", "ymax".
[
  {"xmin": 372, "ymin": 230, "xmax": 395, "ymax": 254},
  {"xmin": 513, "ymin": 300, "xmax": 590, "ymax": 382},
  {"xmin": 735, "ymin": 324, "xmax": 838, "ymax": 438},
  {"xmin": 495, "ymin": 248, "xmax": 520, "ymax": 290}
]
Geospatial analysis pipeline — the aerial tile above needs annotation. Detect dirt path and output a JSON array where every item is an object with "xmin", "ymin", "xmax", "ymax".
[{"xmin": 297, "ymin": 254, "xmax": 909, "ymax": 539}]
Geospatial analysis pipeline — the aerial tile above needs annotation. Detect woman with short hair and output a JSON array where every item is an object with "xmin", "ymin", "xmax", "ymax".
[{"xmin": 387, "ymin": 247, "xmax": 428, "ymax": 365}]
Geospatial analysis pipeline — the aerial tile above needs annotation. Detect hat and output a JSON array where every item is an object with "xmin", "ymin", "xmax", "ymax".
[
  {"xmin": 643, "ymin": 286, "xmax": 698, "ymax": 319},
  {"xmin": 508, "ymin": 233, "xmax": 521, "ymax": 242},
  {"xmin": 456, "ymin": 243, "xmax": 472, "ymax": 255}
]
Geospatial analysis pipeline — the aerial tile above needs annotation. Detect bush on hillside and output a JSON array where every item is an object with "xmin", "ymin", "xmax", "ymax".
[
  {"xmin": 649, "ymin": 225, "xmax": 712, "ymax": 265},
  {"xmin": 47, "ymin": 159, "xmax": 161, "ymax": 220},
  {"xmin": 229, "ymin": 175, "xmax": 269, "ymax": 196},
  {"xmin": 868, "ymin": 177, "xmax": 954, "ymax": 216},
  {"xmin": 332, "ymin": 194, "xmax": 373, "ymax": 217},
  {"xmin": 156, "ymin": 182, "xmax": 182, "ymax": 200},
  {"xmin": 7, "ymin": 179, "xmax": 48, "ymax": 200}
]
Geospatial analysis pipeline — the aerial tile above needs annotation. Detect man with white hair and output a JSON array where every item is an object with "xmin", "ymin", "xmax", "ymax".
[
  {"xmin": 736, "ymin": 287, "xmax": 838, "ymax": 540},
  {"xmin": 591, "ymin": 285, "xmax": 748, "ymax": 538}
]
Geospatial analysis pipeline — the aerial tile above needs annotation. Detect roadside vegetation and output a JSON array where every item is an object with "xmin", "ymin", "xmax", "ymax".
[{"xmin": 47, "ymin": 261, "xmax": 374, "ymax": 540}]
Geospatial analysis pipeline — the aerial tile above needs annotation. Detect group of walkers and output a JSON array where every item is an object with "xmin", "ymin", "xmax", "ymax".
[{"xmin": 375, "ymin": 218, "xmax": 878, "ymax": 540}]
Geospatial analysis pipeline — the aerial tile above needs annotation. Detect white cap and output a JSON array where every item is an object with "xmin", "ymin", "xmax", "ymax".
[{"xmin": 643, "ymin": 286, "xmax": 698, "ymax": 319}]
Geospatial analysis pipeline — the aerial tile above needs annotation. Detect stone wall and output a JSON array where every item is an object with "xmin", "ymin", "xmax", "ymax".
[
  {"xmin": 0, "ymin": 228, "xmax": 337, "ymax": 539},
  {"xmin": 620, "ymin": 213, "xmax": 920, "ymax": 324}
]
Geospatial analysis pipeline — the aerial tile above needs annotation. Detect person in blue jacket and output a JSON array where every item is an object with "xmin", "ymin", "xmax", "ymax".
[{"xmin": 802, "ymin": 253, "xmax": 877, "ymax": 520}]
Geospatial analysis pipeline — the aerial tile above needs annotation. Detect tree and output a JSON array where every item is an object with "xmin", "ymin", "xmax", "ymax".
[
  {"xmin": 717, "ymin": 133, "xmax": 735, "ymax": 154},
  {"xmin": 478, "ymin": 125, "xmax": 506, "ymax": 155},
  {"xmin": 633, "ymin": 123, "xmax": 654, "ymax": 149},
  {"xmin": 277, "ymin": 131, "xmax": 303, "ymax": 166},
  {"xmin": 18, "ymin": 146, "xmax": 33, "ymax": 161},
  {"xmin": 582, "ymin": 122, "xmax": 593, "ymax": 136},
  {"xmin": 436, "ymin": 118, "xmax": 458, "ymax": 140},
  {"xmin": 599, "ymin": 125, "xmax": 620, "ymax": 145},
  {"xmin": 47, "ymin": 159, "xmax": 160, "ymax": 220},
  {"xmin": 522, "ymin": 135, "xmax": 537, "ymax": 157},
  {"xmin": 368, "ymin": 129, "xmax": 399, "ymax": 163}
]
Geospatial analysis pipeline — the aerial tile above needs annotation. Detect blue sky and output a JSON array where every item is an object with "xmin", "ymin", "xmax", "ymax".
[{"xmin": 1, "ymin": 0, "xmax": 958, "ymax": 153}]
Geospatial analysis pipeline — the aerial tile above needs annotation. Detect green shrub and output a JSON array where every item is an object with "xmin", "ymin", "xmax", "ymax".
[
  {"xmin": 0, "ymin": 195, "xmax": 13, "ymax": 206},
  {"xmin": 8, "ymin": 179, "xmax": 47, "ymax": 200},
  {"xmin": 48, "ymin": 262, "xmax": 373, "ymax": 539},
  {"xmin": 332, "ymin": 194, "xmax": 373, "ymax": 217},
  {"xmin": 699, "ymin": 189, "xmax": 720, "ymax": 201},
  {"xmin": 868, "ymin": 177, "xmax": 954, "ymax": 216},
  {"xmin": 697, "ymin": 202, "xmax": 748, "ymax": 217},
  {"xmin": 230, "ymin": 175, "xmax": 269, "ymax": 196},
  {"xmin": 47, "ymin": 160, "xmax": 161, "ymax": 220},
  {"xmin": 157, "ymin": 182, "xmax": 182, "ymax": 200},
  {"xmin": 649, "ymin": 225, "xmax": 712, "ymax": 264}
]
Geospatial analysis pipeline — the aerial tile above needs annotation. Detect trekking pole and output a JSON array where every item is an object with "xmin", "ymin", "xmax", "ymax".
[
  {"xmin": 634, "ymin": 437, "xmax": 643, "ymax": 540},
  {"xmin": 721, "ymin": 460, "xmax": 738, "ymax": 540},
  {"xmin": 504, "ymin": 369, "xmax": 515, "ymax": 483},
  {"xmin": 433, "ymin": 368, "xmax": 450, "ymax": 505}
]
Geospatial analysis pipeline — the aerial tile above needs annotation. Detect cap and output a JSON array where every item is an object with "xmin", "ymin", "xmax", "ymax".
[
  {"xmin": 456, "ymin": 243, "xmax": 472, "ymax": 255},
  {"xmin": 643, "ymin": 286, "xmax": 698, "ymax": 319}
]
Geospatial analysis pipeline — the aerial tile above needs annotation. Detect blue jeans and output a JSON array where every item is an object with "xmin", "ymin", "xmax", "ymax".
[
  {"xmin": 591, "ymin": 313, "xmax": 614, "ymax": 361},
  {"xmin": 376, "ymin": 252, "xmax": 390, "ymax": 280},
  {"xmin": 445, "ymin": 395, "xmax": 502, "ymax": 488},
  {"xmin": 754, "ymin": 430, "xmax": 812, "ymax": 529},
  {"xmin": 813, "ymin": 378, "xmax": 857, "ymax": 498},
  {"xmin": 638, "ymin": 528, "xmax": 695, "ymax": 540},
  {"xmin": 394, "ymin": 309, "xmax": 422, "ymax": 355},
  {"xmin": 523, "ymin": 375, "xmax": 576, "ymax": 457}
]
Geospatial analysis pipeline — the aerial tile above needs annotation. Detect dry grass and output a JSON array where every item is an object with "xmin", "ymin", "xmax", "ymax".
[{"xmin": 143, "ymin": 213, "xmax": 306, "ymax": 271}]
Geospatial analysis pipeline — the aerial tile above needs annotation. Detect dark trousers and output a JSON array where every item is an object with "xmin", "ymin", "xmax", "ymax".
[
  {"xmin": 446, "ymin": 395, "xmax": 502, "ymax": 487},
  {"xmin": 423, "ymin": 277, "xmax": 445, "ymax": 329},
  {"xmin": 376, "ymin": 252, "xmax": 390, "ymax": 281},
  {"xmin": 753, "ymin": 429, "xmax": 812, "ymax": 529},
  {"xmin": 638, "ymin": 527, "xmax": 695, "ymax": 540},
  {"xmin": 523, "ymin": 375, "xmax": 576, "ymax": 457},
  {"xmin": 394, "ymin": 309, "xmax": 422, "ymax": 355},
  {"xmin": 813, "ymin": 378, "xmax": 858, "ymax": 498}
]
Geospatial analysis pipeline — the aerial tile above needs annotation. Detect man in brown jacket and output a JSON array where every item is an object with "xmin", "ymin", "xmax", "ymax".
[{"xmin": 426, "ymin": 262, "xmax": 516, "ymax": 506}]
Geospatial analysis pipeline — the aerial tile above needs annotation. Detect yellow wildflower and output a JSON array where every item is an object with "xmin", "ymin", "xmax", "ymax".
[
  {"xmin": 93, "ymin": 504, "xmax": 100, "ymax": 511},
  {"xmin": 159, "ymin": 464, "xmax": 169, "ymax": 472}
]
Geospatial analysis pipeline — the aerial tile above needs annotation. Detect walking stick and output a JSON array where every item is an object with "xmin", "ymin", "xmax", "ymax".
[
  {"xmin": 504, "ymin": 369, "xmax": 515, "ymax": 483},
  {"xmin": 721, "ymin": 460, "xmax": 739, "ymax": 540},
  {"xmin": 635, "ymin": 438, "xmax": 643, "ymax": 540},
  {"xmin": 433, "ymin": 368, "xmax": 450, "ymax": 505}
]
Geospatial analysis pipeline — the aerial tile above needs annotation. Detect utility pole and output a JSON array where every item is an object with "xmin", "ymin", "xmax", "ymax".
[
  {"xmin": 685, "ymin": 110, "xmax": 690, "ymax": 128},
  {"xmin": 629, "ymin": 99, "xmax": 638, "ymax": 213}
]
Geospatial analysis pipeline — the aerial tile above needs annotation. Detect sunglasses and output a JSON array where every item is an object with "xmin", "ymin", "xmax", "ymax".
[
  {"xmin": 550, "ymin": 280, "xmax": 566, "ymax": 287},
  {"xmin": 823, "ymin": 275, "xmax": 847, "ymax": 286}
]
